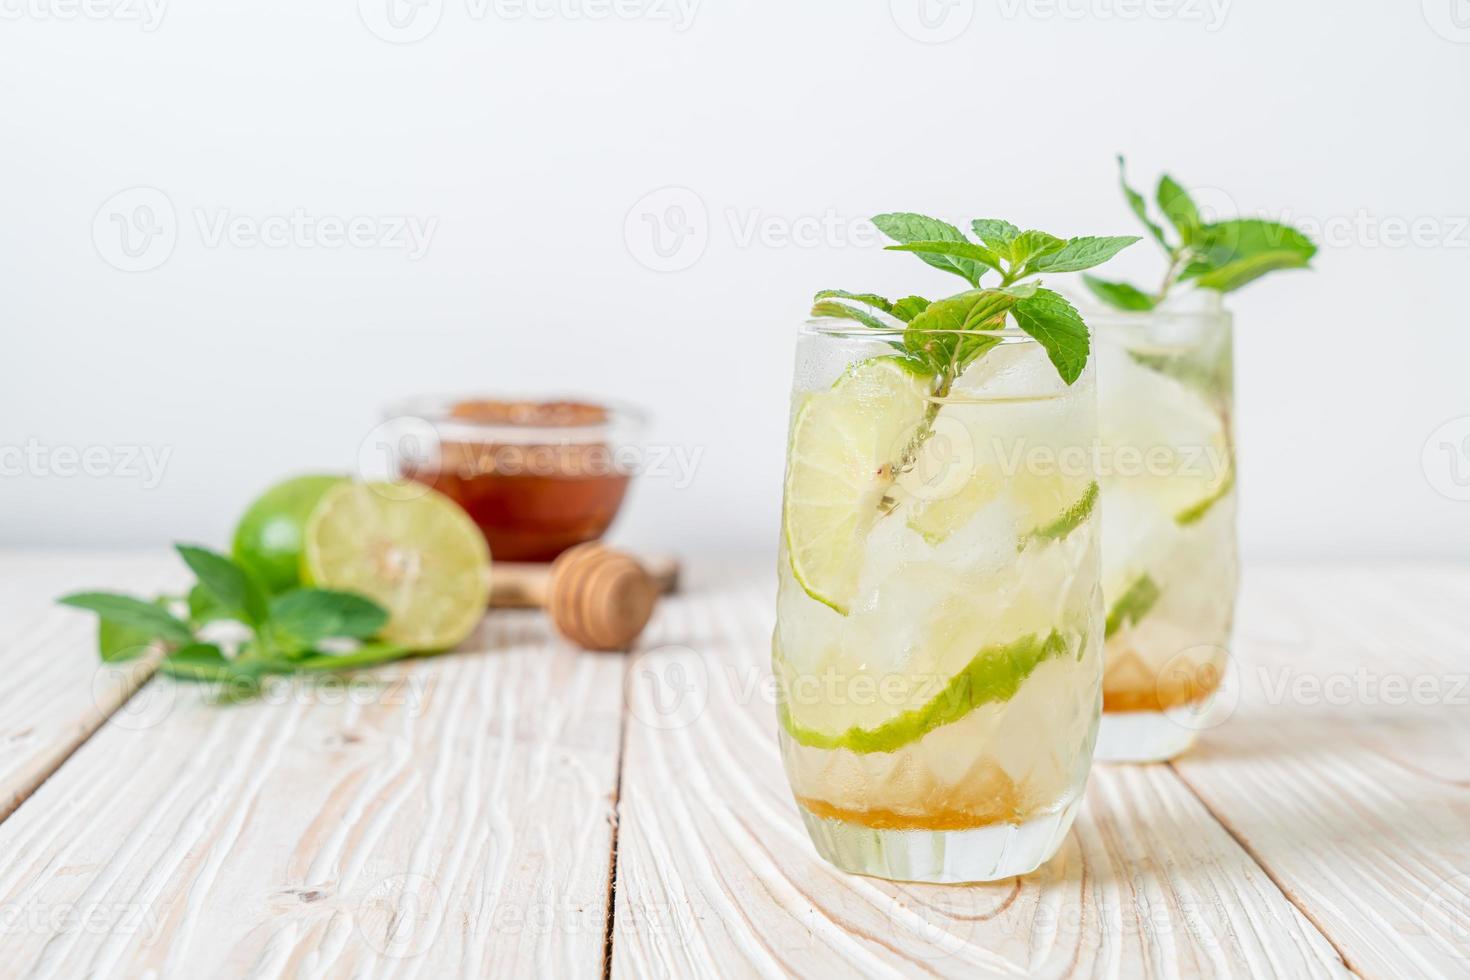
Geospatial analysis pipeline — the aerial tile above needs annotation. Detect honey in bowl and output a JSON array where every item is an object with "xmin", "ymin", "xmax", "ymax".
[{"xmin": 396, "ymin": 398, "xmax": 638, "ymax": 562}]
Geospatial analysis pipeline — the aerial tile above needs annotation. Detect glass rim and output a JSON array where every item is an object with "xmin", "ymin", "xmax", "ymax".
[
  {"xmin": 1083, "ymin": 307, "xmax": 1234, "ymax": 331},
  {"xmin": 799, "ymin": 319, "xmax": 1037, "ymax": 342},
  {"xmin": 382, "ymin": 394, "xmax": 647, "ymax": 444}
]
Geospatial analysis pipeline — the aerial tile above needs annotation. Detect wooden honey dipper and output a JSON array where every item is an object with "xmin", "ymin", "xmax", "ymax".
[{"xmin": 488, "ymin": 544, "xmax": 674, "ymax": 651}]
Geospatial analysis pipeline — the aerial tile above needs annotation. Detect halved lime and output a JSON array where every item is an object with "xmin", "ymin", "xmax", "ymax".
[
  {"xmin": 782, "ymin": 357, "xmax": 931, "ymax": 614},
  {"xmin": 302, "ymin": 481, "xmax": 492, "ymax": 650}
]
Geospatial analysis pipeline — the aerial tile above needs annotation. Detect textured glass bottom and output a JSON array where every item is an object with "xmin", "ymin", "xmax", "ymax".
[
  {"xmin": 797, "ymin": 796, "xmax": 1081, "ymax": 884},
  {"xmin": 1094, "ymin": 710, "xmax": 1199, "ymax": 762}
]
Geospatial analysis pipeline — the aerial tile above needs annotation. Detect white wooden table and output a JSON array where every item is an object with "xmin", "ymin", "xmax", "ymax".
[{"xmin": 1, "ymin": 552, "xmax": 1467, "ymax": 978}]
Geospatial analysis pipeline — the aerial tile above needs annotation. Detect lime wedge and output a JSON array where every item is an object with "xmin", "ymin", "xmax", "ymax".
[
  {"xmin": 302, "ymin": 481, "xmax": 492, "ymax": 650},
  {"xmin": 783, "ymin": 356, "xmax": 931, "ymax": 614}
]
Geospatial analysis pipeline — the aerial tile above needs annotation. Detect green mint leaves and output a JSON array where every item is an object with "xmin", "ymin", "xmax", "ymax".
[
  {"xmin": 812, "ymin": 211, "xmax": 1139, "ymax": 386},
  {"xmin": 1088, "ymin": 156, "xmax": 1318, "ymax": 311},
  {"xmin": 58, "ymin": 544, "xmax": 404, "ymax": 690}
]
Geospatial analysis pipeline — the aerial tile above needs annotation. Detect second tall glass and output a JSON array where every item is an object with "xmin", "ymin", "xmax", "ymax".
[{"xmin": 1092, "ymin": 296, "xmax": 1238, "ymax": 761}]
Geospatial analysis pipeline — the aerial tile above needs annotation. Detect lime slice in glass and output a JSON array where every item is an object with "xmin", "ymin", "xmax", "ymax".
[
  {"xmin": 302, "ymin": 481, "xmax": 492, "ymax": 650},
  {"xmin": 782, "ymin": 356, "xmax": 931, "ymax": 615}
]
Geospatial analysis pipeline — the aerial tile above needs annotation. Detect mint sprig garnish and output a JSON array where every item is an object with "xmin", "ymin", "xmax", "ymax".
[
  {"xmin": 811, "ymin": 211, "xmax": 1138, "ymax": 388},
  {"xmin": 1085, "ymin": 156, "xmax": 1318, "ymax": 311},
  {"xmin": 59, "ymin": 544, "xmax": 406, "ymax": 693}
]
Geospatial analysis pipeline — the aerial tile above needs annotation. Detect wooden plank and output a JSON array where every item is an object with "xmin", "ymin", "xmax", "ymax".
[
  {"xmin": 0, "ymin": 552, "xmax": 184, "ymax": 821},
  {"xmin": 611, "ymin": 566, "xmax": 1349, "ymax": 978},
  {"xmin": 1172, "ymin": 565, "xmax": 1470, "ymax": 979},
  {"xmin": 0, "ymin": 555, "xmax": 625, "ymax": 977}
]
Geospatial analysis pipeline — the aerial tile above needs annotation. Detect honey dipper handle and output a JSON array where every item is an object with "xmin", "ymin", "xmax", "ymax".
[
  {"xmin": 490, "ymin": 554, "xmax": 680, "ymax": 609},
  {"xmin": 488, "ymin": 563, "xmax": 554, "ymax": 609}
]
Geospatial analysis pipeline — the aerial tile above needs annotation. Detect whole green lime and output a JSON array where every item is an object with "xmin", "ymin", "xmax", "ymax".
[{"xmin": 232, "ymin": 474, "xmax": 347, "ymax": 593}]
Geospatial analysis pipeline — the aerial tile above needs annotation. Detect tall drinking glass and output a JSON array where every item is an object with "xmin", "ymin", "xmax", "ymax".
[
  {"xmin": 773, "ymin": 322, "xmax": 1103, "ymax": 883},
  {"xmin": 1092, "ymin": 296, "xmax": 1237, "ymax": 762}
]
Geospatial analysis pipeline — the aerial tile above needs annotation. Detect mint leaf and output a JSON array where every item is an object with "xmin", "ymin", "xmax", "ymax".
[
  {"xmin": 884, "ymin": 240, "xmax": 1004, "ymax": 278},
  {"xmin": 1186, "ymin": 219, "xmax": 1317, "ymax": 292},
  {"xmin": 810, "ymin": 300, "xmax": 891, "ymax": 331},
  {"xmin": 288, "ymin": 641, "xmax": 411, "ymax": 673},
  {"xmin": 1083, "ymin": 274, "xmax": 1157, "ymax": 311},
  {"xmin": 1007, "ymin": 230, "xmax": 1065, "ymax": 268},
  {"xmin": 971, "ymin": 218, "xmax": 1020, "ymax": 251},
  {"xmin": 99, "ymin": 618, "xmax": 161, "ymax": 662},
  {"xmin": 176, "ymin": 544, "xmax": 269, "ymax": 628},
  {"xmin": 903, "ymin": 289, "xmax": 1021, "ymax": 375},
  {"xmin": 1194, "ymin": 251, "xmax": 1313, "ymax": 291},
  {"xmin": 1009, "ymin": 288, "xmax": 1090, "ymax": 385},
  {"xmin": 872, "ymin": 213, "xmax": 988, "ymax": 285},
  {"xmin": 269, "ymin": 589, "xmax": 389, "ymax": 651},
  {"xmin": 813, "ymin": 289, "xmax": 893, "ymax": 313},
  {"xmin": 1118, "ymin": 155, "xmax": 1169, "ymax": 251},
  {"xmin": 1027, "ymin": 235, "xmax": 1140, "ymax": 275},
  {"xmin": 1156, "ymin": 175, "xmax": 1200, "ymax": 242},
  {"xmin": 59, "ymin": 592, "xmax": 194, "ymax": 646},
  {"xmin": 161, "ymin": 644, "xmax": 266, "ymax": 691},
  {"xmin": 1190, "ymin": 219, "xmax": 1317, "ymax": 266},
  {"xmin": 891, "ymin": 296, "xmax": 931, "ymax": 322}
]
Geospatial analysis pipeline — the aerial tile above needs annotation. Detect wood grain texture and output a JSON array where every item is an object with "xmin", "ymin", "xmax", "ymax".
[
  {"xmin": 1172, "ymin": 566, "xmax": 1470, "ymax": 980},
  {"xmin": 0, "ymin": 558, "xmax": 624, "ymax": 978},
  {"xmin": 610, "ymin": 565, "xmax": 1350, "ymax": 979},
  {"xmin": 0, "ymin": 552, "xmax": 184, "ymax": 821}
]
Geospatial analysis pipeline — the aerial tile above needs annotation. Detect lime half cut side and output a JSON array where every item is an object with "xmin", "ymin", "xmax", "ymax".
[
  {"xmin": 303, "ymin": 481, "xmax": 492, "ymax": 651},
  {"xmin": 783, "ymin": 356, "xmax": 932, "ymax": 615}
]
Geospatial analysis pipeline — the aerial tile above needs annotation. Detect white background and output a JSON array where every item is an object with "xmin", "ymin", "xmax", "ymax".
[{"xmin": 2, "ymin": 0, "xmax": 1468, "ymax": 558}]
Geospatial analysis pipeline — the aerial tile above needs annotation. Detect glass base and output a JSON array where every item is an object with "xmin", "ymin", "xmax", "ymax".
[
  {"xmin": 1094, "ymin": 711, "xmax": 1198, "ymax": 762},
  {"xmin": 797, "ymin": 796, "xmax": 1081, "ymax": 884}
]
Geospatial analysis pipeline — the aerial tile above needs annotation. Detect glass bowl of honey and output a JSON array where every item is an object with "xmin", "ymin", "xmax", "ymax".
[{"xmin": 381, "ymin": 397, "xmax": 644, "ymax": 562}]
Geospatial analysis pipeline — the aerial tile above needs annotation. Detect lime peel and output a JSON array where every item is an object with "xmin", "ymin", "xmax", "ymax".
[{"xmin": 776, "ymin": 631, "xmax": 1075, "ymax": 754}]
